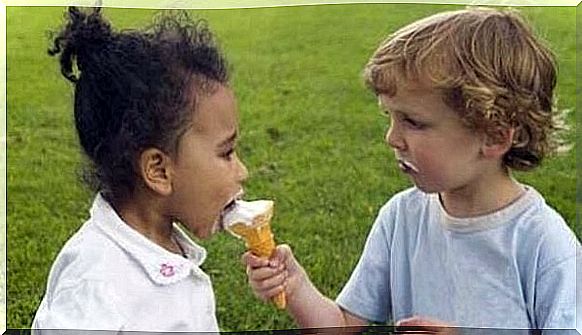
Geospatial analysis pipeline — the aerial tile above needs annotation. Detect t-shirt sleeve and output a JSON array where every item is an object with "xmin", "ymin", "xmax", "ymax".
[
  {"xmin": 533, "ymin": 225, "xmax": 582, "ymax": 331},
  {"xmin": 336, "ymin": 201, "xmax": 395, "ymax": 323},
  {"xmin": 32, "ymin": 280, "xmax": 127, "ymax": 333}
]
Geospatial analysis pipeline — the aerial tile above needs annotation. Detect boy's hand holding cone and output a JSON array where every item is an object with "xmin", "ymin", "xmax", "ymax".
[{"xmin": 223, "ymin": 199, "xmax": 286, "ymax": 309}]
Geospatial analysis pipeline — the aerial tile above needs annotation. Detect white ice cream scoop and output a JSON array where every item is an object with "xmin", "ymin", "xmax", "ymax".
[{"xmin": 223, "ymin": 199, "xmax": 274, "ymax": 239}]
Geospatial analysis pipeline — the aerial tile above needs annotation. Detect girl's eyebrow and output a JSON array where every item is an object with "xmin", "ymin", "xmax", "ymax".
[{"xmin": 218, "ymin": 130, "xmax": 237, "ymax": 148}]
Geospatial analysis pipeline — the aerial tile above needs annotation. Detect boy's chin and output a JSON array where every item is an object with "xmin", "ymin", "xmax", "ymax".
[{"xmin": 411, "ymin": 181, "xmax": 439, "ymax": 194}]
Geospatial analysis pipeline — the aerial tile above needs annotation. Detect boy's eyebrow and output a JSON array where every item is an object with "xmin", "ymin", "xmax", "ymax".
[
  {"xmin": 386, "ymin": 107, "xmax": 423, "ymax": 119},
  {"xmin": 218, "ymin": 130, "xmax": 238, "ymax": 148},
  {"xmin": 381, "ymin": 107, "xmax": 408, "ymax": 116},
  {"xmin": 378, "ymin": 98, "xmax": 423, "ymax": 118}
]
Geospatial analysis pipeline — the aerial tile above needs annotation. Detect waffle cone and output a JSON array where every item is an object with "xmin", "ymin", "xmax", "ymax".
[{"xmin": 229, "ymin": 207, "xmax": 286, "ymax": 309}]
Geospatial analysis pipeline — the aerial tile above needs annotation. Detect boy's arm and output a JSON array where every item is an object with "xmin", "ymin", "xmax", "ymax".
[
  {"xmin": 244, "ymin": 245, "xmax": 369, "ymax": 329},
  {"xmin": 286, "ymin": 266, "xmax": 368, "ymax": 328},
  {"xmin": 533, "ymin": 242, "xmax": 581, "ymax": 330}
]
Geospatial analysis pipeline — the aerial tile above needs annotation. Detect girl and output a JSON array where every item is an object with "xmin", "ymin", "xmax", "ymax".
[{"xmin": 33, "ymin": 7, "xmax": 247, "ymax": 332}]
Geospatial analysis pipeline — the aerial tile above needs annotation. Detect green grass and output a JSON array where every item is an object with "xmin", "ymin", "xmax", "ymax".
[{"xmin": 7, "ymin": 4, "xmax": 578, "ymax": 331}]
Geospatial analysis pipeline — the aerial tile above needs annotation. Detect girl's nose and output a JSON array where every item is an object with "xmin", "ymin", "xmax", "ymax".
[{"xmin": 236, "ymin": 155, "xmax": 248, "ymax": 183}]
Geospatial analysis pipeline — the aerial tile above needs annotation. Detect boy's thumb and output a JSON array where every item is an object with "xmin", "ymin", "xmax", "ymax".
[
  {"xmin": 270, "ymin": 244, "xmax": 294, "ymax": 266},
  {"xmin": 275, "ymin": 244, "xmax": 292, "ymax": 256}
]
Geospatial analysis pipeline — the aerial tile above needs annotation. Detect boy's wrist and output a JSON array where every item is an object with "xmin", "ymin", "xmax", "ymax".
[{"xmin": 286, "ymin": 266, "xmax": 311, "ymax": 307}]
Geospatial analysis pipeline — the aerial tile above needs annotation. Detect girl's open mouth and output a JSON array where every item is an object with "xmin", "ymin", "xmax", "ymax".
[
  {"xmin": 218, "ymin": 191, "xmax": 244, "ymax": 230},
  {"xmin": 223, "ymin": 199, "xmax": 237, "ymax": 214}
]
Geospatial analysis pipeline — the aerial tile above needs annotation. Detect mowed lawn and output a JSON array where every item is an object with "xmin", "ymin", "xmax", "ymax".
[{"xmin": 7, "ymin": 4, "xmax": 577, "ymax": 331}]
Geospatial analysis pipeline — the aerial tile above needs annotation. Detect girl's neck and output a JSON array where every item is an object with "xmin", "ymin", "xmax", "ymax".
[
  {"xmin": 439, "ymin": 171, "xmax": 525, "ymax": 218},
  {"xmin": 114, "ymin": 195, "xmax": 181, "ymax": 255}
]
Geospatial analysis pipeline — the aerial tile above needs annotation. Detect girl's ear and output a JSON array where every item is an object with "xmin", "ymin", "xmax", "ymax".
[
  {"xmin": 480, "ymin": 127, "xmax": 515, "ymax": 159},
  {"xmin": 139, "ymin": 148, "xmax": 174, "ymax": 196}
]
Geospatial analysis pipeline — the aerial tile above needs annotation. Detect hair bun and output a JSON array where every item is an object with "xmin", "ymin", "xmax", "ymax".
[{"xmin": 48, "ymin": 6, "xmax": 114, "ymax": 82}]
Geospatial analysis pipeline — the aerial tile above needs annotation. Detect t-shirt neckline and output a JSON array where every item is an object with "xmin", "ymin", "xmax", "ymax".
[{"xmin": 433, "ymin": 184, "xmax": 540, "ymax": 233}]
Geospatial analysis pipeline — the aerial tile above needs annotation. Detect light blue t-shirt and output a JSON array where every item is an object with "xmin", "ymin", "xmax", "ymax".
[{"xmin": 336, "ymin": 186, "xmax": 581, "ymax": 330}]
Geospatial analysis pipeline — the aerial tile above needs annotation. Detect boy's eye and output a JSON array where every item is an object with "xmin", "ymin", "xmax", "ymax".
[
  {"xmin": 380, "ymin": 109, "xmax": 424, "ymax": 129},
  {"xmin": 403, "ymin": 117, "xmax": 424, "ymax": 129}
]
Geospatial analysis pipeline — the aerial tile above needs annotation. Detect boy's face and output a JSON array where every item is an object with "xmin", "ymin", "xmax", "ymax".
[
  {"xmin": 170, "ymin": 85, "xmax": 248, "ymax": 239},
  {"xmin": 379, "ymin": 81, "xmax": 486, "ymax": 194}
]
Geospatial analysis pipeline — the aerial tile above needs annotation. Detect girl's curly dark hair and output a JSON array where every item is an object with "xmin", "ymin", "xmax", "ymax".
[{"xmin": 48, "ymin": 7, "xmax": 229, "ymax": 205}]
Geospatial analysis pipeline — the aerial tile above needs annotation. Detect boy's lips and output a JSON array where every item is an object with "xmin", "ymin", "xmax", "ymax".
[{"xmin": 397, "ymin": 159, "xmax": 419, "ymax": 173}]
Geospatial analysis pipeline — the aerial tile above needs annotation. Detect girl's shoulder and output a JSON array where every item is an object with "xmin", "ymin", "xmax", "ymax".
[{"xmin": 46, "ymin": 219, "xmax": 129, "ymax": 289}]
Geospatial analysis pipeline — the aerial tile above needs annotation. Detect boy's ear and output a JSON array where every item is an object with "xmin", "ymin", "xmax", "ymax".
[
  {"xmin": 139, "ymin": 148, "xmax": 174, "ymax": 196},
  {"xmin": 480, "ymin": 127, "xmax": 515, "ymax": 159}
]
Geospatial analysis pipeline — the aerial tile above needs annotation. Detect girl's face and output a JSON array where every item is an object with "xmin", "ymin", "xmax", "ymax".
[
  {"xmin": 379, "ymin": 81, "xmax": 486, "ymax": 194},
  {"xmin": 170, "ymin": 85, "xmax": 248, "ymax": 239}
]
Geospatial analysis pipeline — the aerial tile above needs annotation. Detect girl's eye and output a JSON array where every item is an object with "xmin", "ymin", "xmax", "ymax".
[{"xmin": 222, "ymin": 148, "xmax": 235, "ymax": 160}]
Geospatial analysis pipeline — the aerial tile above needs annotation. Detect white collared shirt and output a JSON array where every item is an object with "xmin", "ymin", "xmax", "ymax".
[{"xmin": 32, "ymin": 194, "xmax": 219, "ymax": 333}]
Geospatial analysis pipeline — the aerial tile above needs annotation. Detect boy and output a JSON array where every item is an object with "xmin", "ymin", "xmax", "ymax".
[{"xmin": 244, "ymin": 7, "xmax": 581, "ymax": 331}]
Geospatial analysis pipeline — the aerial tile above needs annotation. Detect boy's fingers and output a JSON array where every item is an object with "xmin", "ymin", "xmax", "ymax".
[
  {"xmin": 255, "ymin": 270, "xmax": 288, "ymax": 291},
  {"xmin": 241, "ymin": 251, "xmax": 269, "ymax": 268},
  {"xmin": 242, "ymin": 246, "xmax": 292, "ymax": 269},
  {"xmin": 247, "ymin": 265, "xmax": 284, "ymax": 281},
  {"xmin": 397, "ymin": 316, "xmax": 447, "ymax": 327},
  {"xmin": 250, "ymin": 282, "xmax": 285, "ymax": 301},
  {"xmin": 396, "ymin": 317, "xmax": 420, "ymax": 327},
  {"xmin": 396, "ymin": 317, "xmax": 457, "ymax": 334},
  {"xmin": 262, "ymin": 284, "xmax": 285, "ymax": 299}
]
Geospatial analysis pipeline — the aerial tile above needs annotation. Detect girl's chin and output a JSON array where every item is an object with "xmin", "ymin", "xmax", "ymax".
[
  {"xmin": 193, "ymin": 227, "xmax": 215, "ymax": 240},
  {"xmin": 181, "ymin": 219, "xmax": 218, "ymax": 240},
  {"xmin": 204, "ymin": 217, "xmax": 223, "ymax": 238}
]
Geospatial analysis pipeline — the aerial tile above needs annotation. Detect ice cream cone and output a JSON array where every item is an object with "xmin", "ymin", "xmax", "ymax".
[{"xmin": 226, "ymin": 201, "xmax": 287, "ymax": 309}]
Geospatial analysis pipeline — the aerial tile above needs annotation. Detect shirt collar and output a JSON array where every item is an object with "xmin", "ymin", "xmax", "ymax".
[
  {"xmin": 434, "ymin": 184, "xmax": 538, "ymax": 233},
  {"xmin": 89, "ymin": 193, "xmax": 208, "ymax": 285}
]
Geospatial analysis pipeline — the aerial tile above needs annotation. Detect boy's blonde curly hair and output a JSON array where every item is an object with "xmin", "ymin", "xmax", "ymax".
[{"xmin": 364, "ymin": 7, "xmax": 563, "ymax": 171}]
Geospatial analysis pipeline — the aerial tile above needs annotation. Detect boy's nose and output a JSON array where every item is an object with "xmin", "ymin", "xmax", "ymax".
[{"xmin": 385, "ymin": 125, "xmax": 405, "ymax": 150}]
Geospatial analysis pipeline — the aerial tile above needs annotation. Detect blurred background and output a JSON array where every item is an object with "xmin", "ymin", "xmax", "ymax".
[{"xmin": 6, "ymin": 4, "xmax": 577, "ymax": 331}]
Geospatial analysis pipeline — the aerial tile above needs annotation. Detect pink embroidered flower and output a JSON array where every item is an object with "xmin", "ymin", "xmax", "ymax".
[{"xmin": 160, "ymin": 263, "xmax": 175, "ymax": 277}]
